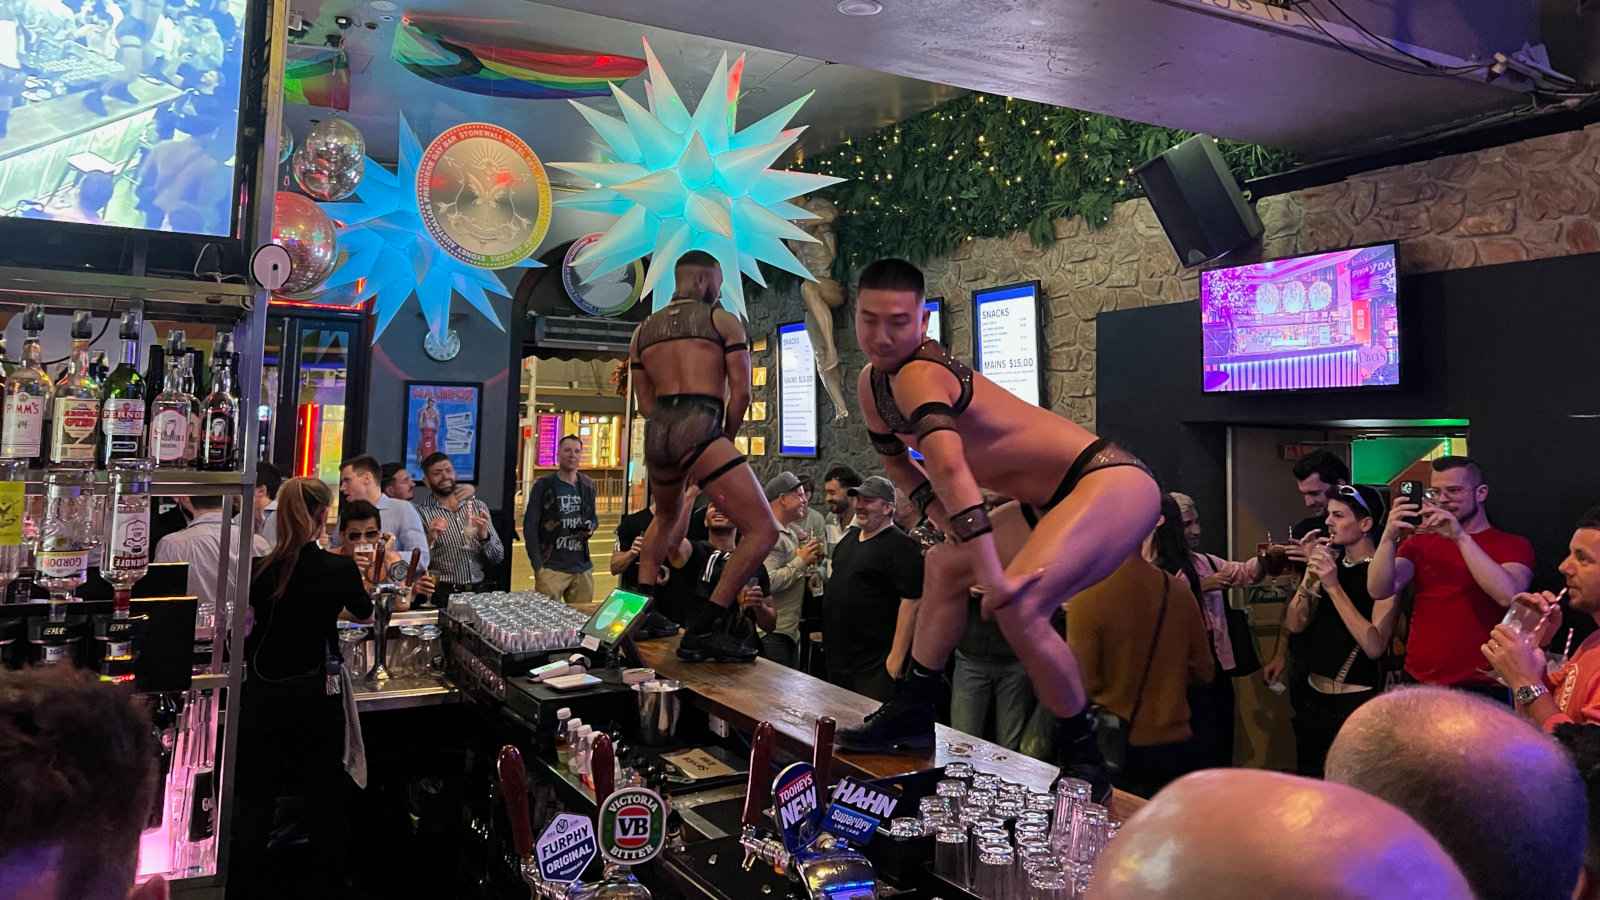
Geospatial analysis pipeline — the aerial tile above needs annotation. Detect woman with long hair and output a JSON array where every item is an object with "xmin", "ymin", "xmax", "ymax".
[
  {"xmin": 1283, "ymin": 482, "xmax": 1396, "ymax": 777},
  {"xmin": 232, "ymin": 477, "xmax": 373, "ymax": 897}
]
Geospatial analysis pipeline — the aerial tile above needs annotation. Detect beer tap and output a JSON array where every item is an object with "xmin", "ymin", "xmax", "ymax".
[
  {"xmin": 739, "ymin": 717, "xmax": 881, "ymax": 899},
  {"xmin": 498, "ymin": 735, "xmax": 653, "ymax": 900},
  {"xmin": 365, "ymin": 544, "xmax": 419, "ymax": 684}
]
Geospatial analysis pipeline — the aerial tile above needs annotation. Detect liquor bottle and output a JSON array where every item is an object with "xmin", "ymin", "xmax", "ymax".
[
  {"xmin": 37, "ymin": 468, "xmax": 93, "ymax": 622},
  {"xmin": 90, "ymin": 351, "xmax": 109, "ymax": 383},
  {"xmin": 0, "ymin": 305, "xmax": 51, "ymax": 465},
  {"xmin": 200, "ymin": 334, "xmax": 236, "ymax": 471},
  {"xmin": 99, "ymin": 459, "xmax": 150, "ymax": 683},
  {"xmin": 149, "ymin": 332, "xmax": 192, "ymax": 469},
  {"xmin": 101, "ymin": 309, "xmax": 146, "ymax": 465},
  {"xmin": 49, "ymin": 311, "xmax": 101, "ymax": 467},
  {"xmin": 143, "ymin": 341, "xmax": 165, "ymax": 410},
  {"xmin": 180, "ymin": 348, "xmax": 203, "ymax": 467}
]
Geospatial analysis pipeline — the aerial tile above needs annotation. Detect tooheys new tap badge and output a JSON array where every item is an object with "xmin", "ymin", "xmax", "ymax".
[
  {"xmin": 598, "ymin": 786, "xmax": 667, "ymax": 866},
  {"xmin": 772, "ymin": 761, "xmax": 822, "ymax": 855}
]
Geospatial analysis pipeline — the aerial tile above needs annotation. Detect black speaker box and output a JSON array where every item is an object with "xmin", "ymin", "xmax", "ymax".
[{"xmin": 1134, "ymin": 135, "xmax": 1262, "ymax": 267}]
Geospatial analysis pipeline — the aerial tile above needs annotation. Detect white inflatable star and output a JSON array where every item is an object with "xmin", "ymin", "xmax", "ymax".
[{"xmin": 552, "ymin": 37, "xmax": 845, "ymax": 317}]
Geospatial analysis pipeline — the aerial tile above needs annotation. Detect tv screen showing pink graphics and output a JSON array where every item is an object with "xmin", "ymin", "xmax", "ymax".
[{"xmin": 1201, "ymin": 244, "xmax": 1399, "ymax": 393}]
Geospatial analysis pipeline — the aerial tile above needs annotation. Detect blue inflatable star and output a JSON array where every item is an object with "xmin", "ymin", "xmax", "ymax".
[{"xmin": 316, "ymin": 115, "xmax": 542, "ymax": 342}]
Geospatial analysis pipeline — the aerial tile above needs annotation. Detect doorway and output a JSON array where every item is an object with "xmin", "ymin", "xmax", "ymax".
[
  {"xmin": 259, "ymin": 311, "xmax": 371, "ymax": 489},
  {"xmin": 1224, "ymin": 420, "xmax": 1470, "ymax": 773}
]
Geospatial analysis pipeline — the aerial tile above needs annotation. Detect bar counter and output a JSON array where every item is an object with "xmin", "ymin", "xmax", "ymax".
[{"xmin": 632, "ymin": 633, "xmax": 1147, "ymax": 822}]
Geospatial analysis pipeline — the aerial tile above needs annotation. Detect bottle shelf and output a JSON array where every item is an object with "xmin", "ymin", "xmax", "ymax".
[
  {"xmin": 0, "ymin": 268, "xmax": 254, "ymax": 325},
  {"xmin": 15, "ymin": 468, "xmax": 251, "ymax": 496}
]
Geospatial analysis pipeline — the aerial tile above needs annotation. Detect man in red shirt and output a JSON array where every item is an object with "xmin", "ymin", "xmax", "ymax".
[
  {"xmin": 1484, "ymin": 507, "xmax": 1600, "ymax": 731},
  {"xmin": 1367, "ymin": 456, "xmax": 1534, "ymax": 699}
]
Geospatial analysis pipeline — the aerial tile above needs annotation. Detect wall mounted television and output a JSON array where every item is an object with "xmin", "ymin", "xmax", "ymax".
[
  {"xmin": 0, "ymin": 0, "xmax": 270, "ymax": 259},
  {"xmin": 1200, "ymin": 243, "xmax": 1400, "ymax": 393},
  {"xmin": 924, "ymin": 297, "xmax": 942, "ymax": 344}
]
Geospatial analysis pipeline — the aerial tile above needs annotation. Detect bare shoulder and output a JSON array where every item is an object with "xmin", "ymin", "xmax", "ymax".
[
  {"xmin": 893, "ymin": 357, "xmax": 960, "ymax": 404},
  {"xmin": 711, "ymin": 307, "xmax": 748, "ymax": 342}
]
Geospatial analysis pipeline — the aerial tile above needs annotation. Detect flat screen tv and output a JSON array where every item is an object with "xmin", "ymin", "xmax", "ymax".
[
  {"xmin": 924, "ymin": 297, "xmax": 942, "ymax": 344},
  {"xmin": 1200, "ymin": 243, "xmax": 1400, "ymax": 393},
  {"xmin": 0, "ymin": 0, "xmax": 253, "ymax": 238}
]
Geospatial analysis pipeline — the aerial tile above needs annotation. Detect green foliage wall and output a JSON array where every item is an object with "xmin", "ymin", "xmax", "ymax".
[{"xmin": 806, "ymin": 93, "xmax": 1298, "ymax": 277}]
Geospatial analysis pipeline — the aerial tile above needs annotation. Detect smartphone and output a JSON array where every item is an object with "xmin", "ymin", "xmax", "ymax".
[{"xmin": 1397, "ymin": 480, "xmax": 1426, "ymax": 527}]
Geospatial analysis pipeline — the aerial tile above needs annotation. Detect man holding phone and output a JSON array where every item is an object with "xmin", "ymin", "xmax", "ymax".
[{"xmin": 1368, "ymin": 456, "xmax": 1534, "ymax": 698}]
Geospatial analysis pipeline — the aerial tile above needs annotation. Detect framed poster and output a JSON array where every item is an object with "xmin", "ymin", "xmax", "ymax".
[
  {"xmin": 403, "ymin": 382, "xmax": 483, "ymax": 482},
  {"xmin": 776, "ymin": 321, "xmax": 818, "ymax": 458},
  {"xmin": 972, "ymin": 281, "xmax": 1045, "ymax": 407},
  {"xmin": 925, "ymin": 297, "xmax": 944, "ymax": 344}
]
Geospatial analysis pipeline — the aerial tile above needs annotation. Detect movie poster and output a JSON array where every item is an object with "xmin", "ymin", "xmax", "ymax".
[{"xmin": 404, "ymin": 382, "xmax": 480, "ymax": 481}]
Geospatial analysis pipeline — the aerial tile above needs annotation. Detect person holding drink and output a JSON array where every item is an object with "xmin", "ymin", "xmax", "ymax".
[
  {"xmin": 1281, "ymin": 484, "xmax": 1397, "ymax": 777},
  {"xmin": 1484, "ymin": 506, "xmax": 1600, "ymax": 731},
  {"xmin": 1368, "ymin": 456, "xmax": 1533, "ymax": 700},
  {"xmin": 332, "ymin": 500, "xmax": 437, "ymax": 611},
  {"xmin": 761, "ymin": 471, "xmax": 824, "ymax": 667},
  {"xmin": 414, "ymin": 451, "xmax": 502, "ymax": 605}
]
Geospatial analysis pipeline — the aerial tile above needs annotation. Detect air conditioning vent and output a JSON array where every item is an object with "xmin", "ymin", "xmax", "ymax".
[{"xmin": 531, "ymin": 315, "xmax": 634, "ymax": 352}]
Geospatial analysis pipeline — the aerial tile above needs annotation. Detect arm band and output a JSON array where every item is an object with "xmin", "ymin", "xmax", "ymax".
[
  {"xmin": 911, "ymin": 481, "xmax": 936, "ymax": 516},
  {"xmin": 948, "ymin": 503, "xmax": 993, "ymax": 543},
  {"xmin": 868, "ymin": 428, "xmax": 908, "ymax": 457},
  {"xmin": 724, "ymin": 342, "xmax": 749, "ymax": 353}
]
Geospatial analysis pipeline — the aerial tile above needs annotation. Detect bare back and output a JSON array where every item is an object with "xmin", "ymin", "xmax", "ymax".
[
  {"xmin": 632, "ymin": 301, "xmax": 745, "ymax": 400},
  {"xmin": 861, "ymin": 360, "xmax": 1099, "ymax": 509}
]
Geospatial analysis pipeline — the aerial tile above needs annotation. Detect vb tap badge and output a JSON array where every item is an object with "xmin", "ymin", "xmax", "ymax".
[
  {"xmin": 772, "ymin": 761, "xmax": 822, "ymax": 855},
  {"xmin": 598, "ymin": 786, "xmax": 667, "ymax": 866}
]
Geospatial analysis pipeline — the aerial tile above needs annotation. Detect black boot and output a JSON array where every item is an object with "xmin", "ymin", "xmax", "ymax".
[
  {"xmin": 676, "ymin": 601, "xmax": 757, "ymax": 663},
  {"xmin": 835, "ymin": 661, "xmax": 939, "ymax": 754},
  {"xmin": 1052, "ymin": 707, "xmax": 1111, "ymax": 805}
]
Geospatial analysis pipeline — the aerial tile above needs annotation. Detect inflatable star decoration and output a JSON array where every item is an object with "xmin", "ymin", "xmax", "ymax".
[
  {"xmin": 552, "ymin": 37, "xmax": 845, "ymax": 317},
  {"xmin": 316, "ymin": 115, "xmax": 542, "ymax": 342}
]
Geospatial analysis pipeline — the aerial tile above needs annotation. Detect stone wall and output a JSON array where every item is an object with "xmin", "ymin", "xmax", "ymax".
[{"xmin": 739, "ymin": 123, "xmax": 1600, "ymax": 482}]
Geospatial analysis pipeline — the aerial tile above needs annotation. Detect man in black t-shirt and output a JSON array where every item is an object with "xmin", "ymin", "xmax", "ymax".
[
  {"xmin": 613, "ymin": 504, "xmax": 654, "ymax": 593},
  {"xmin": 825, "ymin": 476, "xmax": 924, "ymax": 702},
  {"xmin": 672, "ymin": 499, "xmax": 775, "ymax": 661}
]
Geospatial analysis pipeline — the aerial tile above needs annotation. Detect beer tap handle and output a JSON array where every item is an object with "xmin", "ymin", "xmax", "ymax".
[
  {"xmin": 812, "ymin": 716, "xmax": 835, "ymax": 792},
  {"xmin": 497, "ymin": 745, "xmax": 534, "ymax": 861},
  {"xmin": 404, "ymin": 547, "xmax": 422, "ymax": 585},
  {"xmin": 592, "ymin": 732, "xmax": 615, "ymax": 802},
  {"xmin": 742, "ymin": 721, "xmax": 775, "ymax": 829}
]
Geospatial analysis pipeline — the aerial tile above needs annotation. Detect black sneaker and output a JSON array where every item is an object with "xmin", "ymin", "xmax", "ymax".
[
  {"xmin": 677, "ymin": 628, "xmax": 758, "ymax": 662},
  {"xmin": 835, "ymin": 682, "xmax": 936, "ymax": 754},
  {"xmin": 1053, "ymin": 715, "xmax": 1112, "ymax": 805},
  {"xmin": 636, "ymin": 611, "xmax": 679, "ymax": 640}
]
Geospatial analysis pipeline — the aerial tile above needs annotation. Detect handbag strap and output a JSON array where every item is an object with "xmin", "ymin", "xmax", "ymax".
[{"xmin": 1128, "ymin": 575, "xmax": 1171, "ymax": 733}]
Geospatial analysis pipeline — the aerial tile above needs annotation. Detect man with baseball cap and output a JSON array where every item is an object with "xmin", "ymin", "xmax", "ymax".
[
  {"xmin": 761, "ymin": 471, "xmax": 824, "ymax": 667},
  {"xmin": 825, "ymin": 475, "xmax": 926, "ymax": 701}
]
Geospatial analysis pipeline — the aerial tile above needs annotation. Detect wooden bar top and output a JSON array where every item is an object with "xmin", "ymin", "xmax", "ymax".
[{"xmin": 633, "ymin": 634, "xmax": 1145, "ymax": 822}]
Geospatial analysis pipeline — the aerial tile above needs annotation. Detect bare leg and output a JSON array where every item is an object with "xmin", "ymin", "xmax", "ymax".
[
  {"xmin": 994, "ymin": 469, "xmax": 1160, "ymax": 715},
  {"xmin": 635, "ymin": 478, "xmax": 683, "ymax": 594},
  {"xmin": 689, "ymin": 439, "xmax": 779, "ymax": 611},
  {"xmin": 803, "ymin": 288, "xmax": 850, "ymax": 421},
  {"xmin": 910, "ymin": 502, "xmax": 1031, "ymax": 671}
]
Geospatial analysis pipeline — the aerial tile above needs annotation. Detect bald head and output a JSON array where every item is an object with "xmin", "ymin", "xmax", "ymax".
[
  {"xmin": 1326, "ymin": 687, "xmax": 1587, "ymax": 900},
  {"xmin": 673, "ymin": 250, "xmax": 721, "ymax": 304},
  {"xmin": 1087, "ymin": 770, "xmax": 1470, "ymax": 900}
]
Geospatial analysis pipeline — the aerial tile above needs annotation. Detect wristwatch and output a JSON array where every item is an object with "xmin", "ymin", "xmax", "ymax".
[{"xmin": 1514, "ymin": 683, "xmax": 1549, "ymax": 707}]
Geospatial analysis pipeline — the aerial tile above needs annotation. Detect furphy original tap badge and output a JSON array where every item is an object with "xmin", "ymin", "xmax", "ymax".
[
  {"xmin": 821, "ymin": 776, "xmax": 902, "ymax": 846},
  {"xmin": 536, "ymin": 812, "xmax": 598, "ymax": 884},
  {"xmin": 598, "ymin": 786, "xmax": 666, "ymax": 866},
  {"xmin": 416, "ymin": 122, "xmax": 551, "ymax": 270},
  {"xmin": 773, "ymin": 761, "xmax": 822, "ymax": 855}
]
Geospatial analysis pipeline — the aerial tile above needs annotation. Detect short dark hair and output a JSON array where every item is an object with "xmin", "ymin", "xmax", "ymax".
[
  {"xmin": 0, "ymin": 667, "xmax": 158, "ymax": 899},
  {"xmin": 256, "ymin": 460, "xmax": 283, "ymax": 499},
  {"xmin": 420, "ymin": 452, "xmax": 450, "ymax": 472},
  {"xmin": 559, "ymin": 434, "xmax": 583, "ymax": 448},
  {"xmin": 1291, "ymin": 449, "xmax": 1349, "ymax": 486},
  {"xmin": 1432, "ymin": 455, "xmax": 1484, "ymax": 485},
  {"xmin": 340, "ymin": 454, "xmax": 381, "ymax": 481},
  {"xmin": 857, "ymin": 258, "xmax": 925, "ymax": 298},
  {"xmin": 379, "ymin": 461, "xmax": 404, "ymax": 487},
  {"xmin": 338, "ymin": 499, "xmax": 381, "ymax": 530},
  {"xmin": 1553, "ymin": 723, "xmax": 1600, "ymax": 872},
  {"xmin": 676, "ymin": 249, "xmax": 719, "ymax": 270},
  {"xmin": 824, "ymin": 465, "xmax": 863, "ymax": 489}
]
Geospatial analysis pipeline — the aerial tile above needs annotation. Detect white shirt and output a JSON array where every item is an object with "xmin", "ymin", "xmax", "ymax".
[
  {"xmin": 153, "ymin": 510, "xmax": 273, "ymax": 621},
  {"xmin": 259, "ymin": 500, "xmax": 278, "ymax": 549}
]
